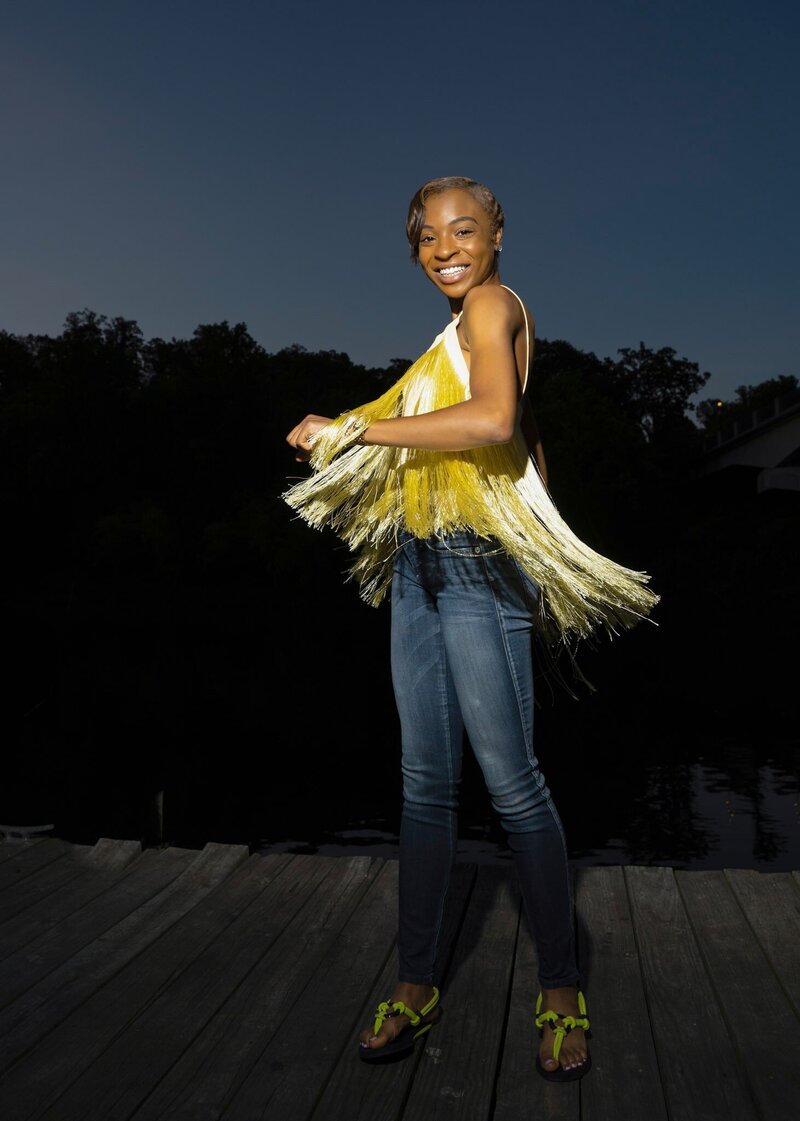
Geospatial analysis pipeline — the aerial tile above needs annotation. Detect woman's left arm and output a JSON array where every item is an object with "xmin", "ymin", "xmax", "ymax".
[{"xmin": 356, "ymin": 286, "xmax": 522, "ymax": 451}]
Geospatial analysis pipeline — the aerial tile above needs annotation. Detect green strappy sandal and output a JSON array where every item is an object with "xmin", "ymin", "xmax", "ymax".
[
  {"xmin": 535, "ymin": 989, "xmax": 592, "ymax": 1082},
  {"xmin": 358, "ymin": 986, "xmax": 441, "ymax": 1064}
]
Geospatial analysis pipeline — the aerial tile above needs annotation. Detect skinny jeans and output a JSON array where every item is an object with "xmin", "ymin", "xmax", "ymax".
[{"xmin": 390, "ymin": 530, "xmax": 579, "ymax": 989}]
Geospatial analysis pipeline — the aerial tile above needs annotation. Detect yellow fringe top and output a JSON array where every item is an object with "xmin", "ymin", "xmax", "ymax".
[{"xmin": 282, "ymin": 308, "xmax": 659, "ymax": 647}]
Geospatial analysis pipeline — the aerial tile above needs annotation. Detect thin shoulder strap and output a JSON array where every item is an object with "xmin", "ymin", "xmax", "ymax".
[{"xmin": 500, "ymin": 284, "xmax": 531, "ymax": 392}]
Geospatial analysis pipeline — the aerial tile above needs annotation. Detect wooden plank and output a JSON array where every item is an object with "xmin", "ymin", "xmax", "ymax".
[
  {"xmin": 0, "ymin": 845, "xmax": 197, "ymax": 1015},
  {"xmin": 677, "ymin": 869, "xmax": 800, "ymax": 1118},
  {"xmin": 220, "ymin": 858, "xmax": 401, "ymax": 1121},
  {"xmin": 18, "ymin": 853, "xmax": 342, "ymax": 1121},
  {"xmin": 0, "ymin": 851, "xmax": 88, "ymax": 925},
  {"xmin": 0, "ymin": 838, "xmax": 73, "ymax": 891},
  {"xmin": 127, "ymin": 855, "xmax": 386, "ymax": 1121},
  {"xmin": 0, "ymin": 839, "xmax": 47, "ymax": 865},
  {"xmin": 493, "ymin": 863, "xmax": 582, "ymax": 1121},
  {"xmin": 81, "ymin": 838, "xmax": 142, "ymax": 872},
  {"xmin": 0, "ymin": 842, "xmax": 247, "ymax": 1067},
  {"xmin": 400, "ymin": 865, "xmax": 520, "ymax": 1121},
  {"xmin": 572, "ymin": 865, "xmax": 668, "ymax": 1121},
  {"xmin": 0, "ymin": 845, "xmax": 145, "ymax": 962},
  {"xmin": 484, "ymin": 862, "xmax": 673, "ymax": 1121},
  {"xmin": 308, "ymin": 861, "xmax": 477, "ymax": 1121},
  {"xmin": 3, "ymin": 843, "xmax": 794, "ymax": 1121},
  {"xmin": 725, "ymin": 870, "xmax": 800, "ymax": 1014},
  {"xmin": 624, "ymin": 866, "xmax": 758, "ymax": 1121},
  {"xmin": 21, "ymin": 847, "xmax": 349, "ymax": 1121}
]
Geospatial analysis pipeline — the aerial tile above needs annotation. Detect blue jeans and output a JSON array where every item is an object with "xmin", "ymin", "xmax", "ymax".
[{"xmin": 390, "ymin": 530, "xmax": 580, "ymax": 989}]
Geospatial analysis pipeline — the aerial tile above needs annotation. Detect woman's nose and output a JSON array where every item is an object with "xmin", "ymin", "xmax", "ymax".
[{"xmin": 434, "ymin": 237, "xmax": 457, "ymax": 259}]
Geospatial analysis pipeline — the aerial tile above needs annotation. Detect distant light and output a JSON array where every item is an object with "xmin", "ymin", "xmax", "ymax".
[{"xmin": 715, "ymin": 400, "xmax": 723, "ymax": 408}]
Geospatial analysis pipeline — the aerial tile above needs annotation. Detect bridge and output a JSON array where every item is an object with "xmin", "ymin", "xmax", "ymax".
[{"xmin": 701, "ymin": 388, "xmax": 800, "ymax": 492}]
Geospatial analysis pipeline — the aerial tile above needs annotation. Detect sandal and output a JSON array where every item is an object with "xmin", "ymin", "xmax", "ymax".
[
  {"xmin": 358, "ymin": 986, "xmax": 441, "ymax": 1063},
  {"xmin": 535, "ymin": 989, "xmax": 592, "ymax": 1082}
]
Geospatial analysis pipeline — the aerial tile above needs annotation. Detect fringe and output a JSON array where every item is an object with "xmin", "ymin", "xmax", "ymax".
[{"xmin": 282, "ymin": 336, "xmax": 660, "ymax": 645}]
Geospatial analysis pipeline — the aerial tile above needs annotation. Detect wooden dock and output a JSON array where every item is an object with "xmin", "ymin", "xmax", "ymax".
[{"xmin": 0, "ymin": 836, "xmax": 798, "ymax": 1121}]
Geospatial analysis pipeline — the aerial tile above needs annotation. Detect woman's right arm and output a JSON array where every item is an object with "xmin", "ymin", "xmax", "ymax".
[{"xmin": 286, "ymin": 413, "xmax": 334, "ymax": 461}]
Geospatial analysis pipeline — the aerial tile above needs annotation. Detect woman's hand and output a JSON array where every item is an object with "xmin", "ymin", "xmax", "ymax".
[{"xmin": 286, "ymin": 414, "xmax": 333, "ymax": 462}]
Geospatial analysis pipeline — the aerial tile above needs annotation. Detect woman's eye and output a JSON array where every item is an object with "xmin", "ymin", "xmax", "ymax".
[
  {"xmin": 456, "ymin": 228, "xmax": 475, "ymax": 237},
  {"xmin": 420, "ymin": 235, "xmax": 435, "ymax": 244}
]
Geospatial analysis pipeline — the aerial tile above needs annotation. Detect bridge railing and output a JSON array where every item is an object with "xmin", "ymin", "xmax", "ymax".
[{"xmin": 703, "ymin": 387, "xmax": 800, "ymax": 453}]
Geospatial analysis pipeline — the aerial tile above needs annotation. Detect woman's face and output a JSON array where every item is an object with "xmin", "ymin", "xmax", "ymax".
[{"xmin": 417, "ymin": 189, "xmax": 501, "ymax": 297}]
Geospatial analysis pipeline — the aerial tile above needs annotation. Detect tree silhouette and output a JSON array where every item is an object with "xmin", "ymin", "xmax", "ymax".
[{"xmin": 601, "ymin": 341, "xmax": 710, "ymax": 441}]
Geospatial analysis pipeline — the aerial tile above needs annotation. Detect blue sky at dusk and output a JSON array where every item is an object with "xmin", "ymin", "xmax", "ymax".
[{"xmin": 3, "ymin": 0, "xmax": 798, "ymax": 407}]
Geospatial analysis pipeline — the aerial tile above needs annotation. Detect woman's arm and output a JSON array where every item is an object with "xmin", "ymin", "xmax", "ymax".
[
  {"xmin": 286, "ymin": 286, "xmax": 526, "ymax": 457},
  {"xmin": 361, "ymin": 286, "xmax": 522, "ymax": 451}
]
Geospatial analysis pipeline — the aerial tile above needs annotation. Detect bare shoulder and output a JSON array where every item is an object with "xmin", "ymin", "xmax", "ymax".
[
  {"xmin": 463, "ymin": 283, "xmax": 519, "ymax": 315},
  {"xmin": 462, "ymin": 284, "xmax": 532, "ymax": 340}
]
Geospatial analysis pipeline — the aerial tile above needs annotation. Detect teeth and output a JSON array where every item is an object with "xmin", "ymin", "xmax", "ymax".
[{"xmin": 439, "ymin": 266, "xmax": 468, "ymax": 276}]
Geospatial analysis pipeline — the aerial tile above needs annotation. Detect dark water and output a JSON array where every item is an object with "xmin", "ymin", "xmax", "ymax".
[
  {"xmin": 4, "ymin": 499, "xmax": 798, "ymax": 872},
  {"xmin": 252, "ymin": 741, "xmax": 799, "ymax": 871},
  {"xmin": 4, "ymin": 731, "xmax": 798, "ymax": 872}
]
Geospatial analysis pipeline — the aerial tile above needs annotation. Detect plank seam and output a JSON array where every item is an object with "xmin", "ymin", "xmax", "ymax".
[
  {"xmin": 390, "ymin": 863, "xmax": 483, "ymax": 1121},
  {"xmin": 722, "ymin": 869, "xmax": 800, "ymax": 1017},
  {"xmin": 621, "ymin": 866, "xmax": 676, "ymax": 1120},
  {"xmin": 202, "ymin": 856, "xmax": 383, "ymax": 1121},
  {"xmin": 674, "ymin": 871, "xmax": 763, "ymax": 1121},
  {"xmin": 0, "ymin": 850, "xmax": 280, "ymax": 1115},
  {"xmin": 212, "ymin": 856, "xmax": 390, "ymax": 1121},
  {"xmin": 488, "ymin": 891, "xmax": 523, "ymax": 1121},
  {"xmin": 305, "ymin": 861, "xmax": 481, "ymax": 1121},
  {"xmin": 33, "ymin": 853, "xmax": 315, "ymax": 1121},
  {"xmin": 299, "ymin": 919, "xmax": 399, "ymax": 1120},
  {"xmin": 0, "ymin": 850, "xmax": 220, "ymax": 1069}
]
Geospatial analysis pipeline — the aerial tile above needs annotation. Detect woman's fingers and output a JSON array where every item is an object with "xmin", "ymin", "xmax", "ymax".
[
  {"xmin": 286, "ymin": 415, "xmax": 334, "ymax": 462},
  {"xmin": 285, "ymin": 422, "xmax": 309, "ymax": 461}
]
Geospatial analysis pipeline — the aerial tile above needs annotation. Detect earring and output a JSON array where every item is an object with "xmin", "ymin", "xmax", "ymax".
[{"xmin": 496, "ymin": 245, "xmax": 503, "ymax": 253}]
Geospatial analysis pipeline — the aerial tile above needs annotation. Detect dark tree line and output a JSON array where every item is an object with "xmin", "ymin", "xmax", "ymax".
[
  {"xmin": 1, "ymin": 311, "xmax": 795, "ymax": 847},
  {"xmin": 0, "ymin": 309, "xmax": 711, "ymax": 618}
]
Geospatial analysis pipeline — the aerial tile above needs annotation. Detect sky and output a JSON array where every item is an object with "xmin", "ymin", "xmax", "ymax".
[{"xmin": 2, "ymin": 0, "xmax": 798, "ymax": 407}]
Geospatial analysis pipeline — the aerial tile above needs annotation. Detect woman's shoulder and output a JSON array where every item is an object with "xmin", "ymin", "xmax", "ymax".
[{"xmin": 462, "ymin": 283, "xmax": 534, "ymax": 333}]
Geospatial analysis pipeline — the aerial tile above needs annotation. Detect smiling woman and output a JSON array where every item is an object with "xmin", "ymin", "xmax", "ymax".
[
  {"xmin": 283, "ymin": 175, "xmax": 659, "ymax": 1081},
  {"xmin": 407, "ymin": 174, "xmax": 505, "ymax": 263}
]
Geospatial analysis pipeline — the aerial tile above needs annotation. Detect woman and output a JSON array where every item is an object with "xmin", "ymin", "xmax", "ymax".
[{"xmin": 284, "ymin": 176, "xmax": 658, "ymax": 1081}]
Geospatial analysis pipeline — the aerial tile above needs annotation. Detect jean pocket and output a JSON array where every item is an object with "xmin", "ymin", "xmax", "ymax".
[{"xmin": 424, "ymin": 531, "xmax": 504, "ymax": 557}]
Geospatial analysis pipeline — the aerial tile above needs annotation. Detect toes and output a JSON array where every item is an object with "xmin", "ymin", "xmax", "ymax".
[
  {"xmin": 560, "ymin": 1049, "xmax": 587, "ymax": 1070},
  {"xmin": 359, "ymin": 1017, "xmax": 407, "ymax": 1050},
  {"xmin": 539, "ymin": 1046, "xmax": 560, "ymax": 1070},
  {"xmin": 359, "ymin": 1028, "xmax": 385, "ymax": 1049}
]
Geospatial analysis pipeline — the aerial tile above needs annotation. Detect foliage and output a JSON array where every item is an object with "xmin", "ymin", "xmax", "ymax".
[
  {"xmin": 599, "ymin": 341, "xmax": 710, "ymax": 441},
  {"xmin": 529, "ymin": 337, "xmax": 705, "ymax": 547}
]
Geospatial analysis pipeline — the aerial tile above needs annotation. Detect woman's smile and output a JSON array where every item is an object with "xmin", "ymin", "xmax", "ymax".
[
  {"xmin": 418, "ymin": 188, "xmax": 501, "ymax": 302},
  {"xmin": 436, "ymin": 263, "xmax": 471, "ymax": 283}
]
